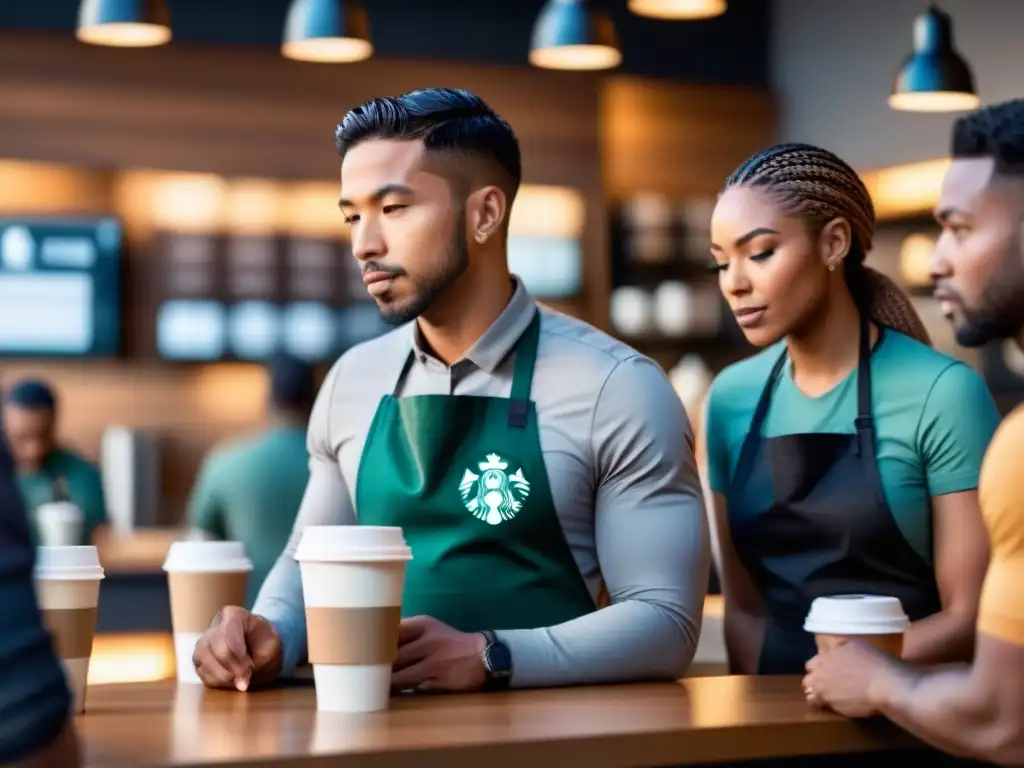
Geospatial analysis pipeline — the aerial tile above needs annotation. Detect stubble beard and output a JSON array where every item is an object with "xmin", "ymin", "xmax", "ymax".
[
  {"xmin": 377, "ymin": 213, "xmax": 470, "ymax": 327},
  {"xmin": 954, "ymin": 230, "xmax": 1024, "ymax": 347}
]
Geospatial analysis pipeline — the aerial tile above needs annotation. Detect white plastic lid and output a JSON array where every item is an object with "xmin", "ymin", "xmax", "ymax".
[
  {"xmin": 162, "ymin": 540, "xmax": 253, "ymax": 573},
  {"xmin": 294, "ymin": 525, "xmax": 413, "ymax": 563},
  {"xmin": 34, "ymin": 545, "xmax": 105, "ymax": 581},
  {"xmin": 804, "ymin": 594, "xmax": 910, "ymax": 635}
]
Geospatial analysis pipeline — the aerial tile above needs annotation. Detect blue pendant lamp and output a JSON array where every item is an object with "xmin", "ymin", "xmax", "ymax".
[
  {"xmin": 76, "ymin": 0, "xmax": 171, "ymax": 47},
  {"xmin": 889, "ymin": 4, "xmax": 979, "ymax": 113},
  {"xmin": 530, "ymin": 0, "xmax": 621, "ymax": 71},
  {"xmin": 282, "ymin": 0, "xmax": 373, "ymax": 63}
]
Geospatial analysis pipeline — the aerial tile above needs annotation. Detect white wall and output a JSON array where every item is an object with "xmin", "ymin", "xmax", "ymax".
[{"xmin": 771, "ymin": 0, "xmax": 1024, "ymax": 171}]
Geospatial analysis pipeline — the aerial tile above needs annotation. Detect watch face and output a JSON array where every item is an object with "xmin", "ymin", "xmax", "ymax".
[{"xmin": 486, "ymin": 642, "xmax": 513, "ymax": 676}]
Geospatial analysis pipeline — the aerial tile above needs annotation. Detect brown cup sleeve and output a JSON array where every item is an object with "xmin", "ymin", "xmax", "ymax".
[
  {"xmin": 305, "ymin": 606, "xmax": 401, "ymax": 665},
  {"xmin": 41, "ymin": 607, "xmax": 97, "ymax": 659},
  {"xmin": 167, "ymin": 571, "xmax": 249, "ymax": 634}
]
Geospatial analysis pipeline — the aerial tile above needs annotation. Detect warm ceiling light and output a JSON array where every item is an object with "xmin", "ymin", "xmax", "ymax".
[
  {"xmin": 628, "ymin": 0, "xmax": 726, "ymax": 20},
  {"xmin": 76, "ymin": 0, "xmax": 171, "ymax": 48},
  {"xmin": 282, "ymin": 0, "xmax": 373, "ymax": 63},
  {"xmin": 529, "ymin": 0, "xmax": 622, "ymax": 72},
  {"xmin": 899, "ymin": 233, "xmax": 937, "ymax": 287},
  {"xmin": 861, "ymin": 157, "xmax": 951, "ymax": 221},
  {"xmin": 889, "ymin": 4, "xmax": 979, "ymax": 113}
]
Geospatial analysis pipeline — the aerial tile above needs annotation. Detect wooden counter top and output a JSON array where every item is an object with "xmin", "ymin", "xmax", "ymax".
[{"xmin": 80, "ymin": 676, "xmax": 919, "ymax": 768}]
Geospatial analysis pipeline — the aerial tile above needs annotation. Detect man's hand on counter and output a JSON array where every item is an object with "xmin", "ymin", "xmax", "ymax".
[
  {"xmin": 192, "ymin": 607, "xmax": 283, "ymax": 692},
  {"xmin": 392, "ymin": 615, "xmax": 488, "ymax": 693}
]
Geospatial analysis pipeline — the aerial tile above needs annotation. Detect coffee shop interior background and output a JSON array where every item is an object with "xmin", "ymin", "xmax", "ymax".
[{"xmin": 3, "ymin": 0, "xmax": 1024, "ymax": 686}]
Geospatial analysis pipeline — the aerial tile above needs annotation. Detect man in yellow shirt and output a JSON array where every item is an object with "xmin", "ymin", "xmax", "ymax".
[{"xmin": 804, "ymin": 98, "xmax": 1024, "ymax": 765}]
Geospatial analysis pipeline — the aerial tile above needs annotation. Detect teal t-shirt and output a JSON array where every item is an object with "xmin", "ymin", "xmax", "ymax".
[
  {"xmin": 187, "ymin": 426, "xmax": 310, "ymax": 609},
  {"xmin": 17, "ymin": 447, "xmax": 108, "ymax": 546},
  {"xmin": 706, "ymin": 330, "xmax": 1001, "ymax": 563}
]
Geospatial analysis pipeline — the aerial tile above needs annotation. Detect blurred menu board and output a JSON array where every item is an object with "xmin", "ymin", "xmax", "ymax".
[
  {"xmin": 154, "ymin": 231, "xmax": 389, "ymax": 363},
  {"xmin": 0, "ymin": 217, "xmax": 121, "ymax": 357}
]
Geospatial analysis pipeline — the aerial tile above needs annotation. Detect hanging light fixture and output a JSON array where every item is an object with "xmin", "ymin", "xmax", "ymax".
[
  {"xmin": 628, "ymin": 0, "xmax": 726, "ymax": 20},
  {"xmin": 529, "ymin": 0, "xmax": 621, "ymax": 71},
  {"xmin": 76, "ymin": 0, "xmax": 171, "ymax": 48},
  {"xmin": 282, "ymin": 0, "xmax": 373, "ymax": 63},
  {"xmin": 889, "ymin": 4, "xmax": 979, "ymax": 113}
]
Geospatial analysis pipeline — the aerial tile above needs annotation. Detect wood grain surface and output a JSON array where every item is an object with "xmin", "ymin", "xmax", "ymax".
[{"xmin": 79, "ymin": 676, "xmax": 918, "ymax": 767}]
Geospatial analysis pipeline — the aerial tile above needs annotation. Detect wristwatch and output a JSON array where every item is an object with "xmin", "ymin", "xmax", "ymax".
[{"xmin": 479, "ymin": 629, "xmax": 513, "ymax": 691}]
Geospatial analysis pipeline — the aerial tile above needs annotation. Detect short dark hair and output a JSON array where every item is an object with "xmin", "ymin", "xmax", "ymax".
[
  {"xmin": 951, "ymin": 99, "xmax": 1024, "ymax": 176},
  {"xmin": 334, "ymin": 88, "xmax": 522, "ymax": 199},
  {"xmin": 4, "ymin": 379, "xmax": 56, "ymax": 411},
  {"xmin": 267, "ymin": 354, "xmax": 316, "ymax": 414}
]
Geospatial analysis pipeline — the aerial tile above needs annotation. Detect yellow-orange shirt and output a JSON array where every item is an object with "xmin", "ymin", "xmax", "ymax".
[{"xmin": 978, "ymin": 404, "xmax": 1024, "ymax": 645}]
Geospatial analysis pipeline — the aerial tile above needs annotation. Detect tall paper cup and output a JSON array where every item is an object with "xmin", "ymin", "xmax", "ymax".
[
  {"xmin": 163, "ymin": 541, "xmax": 252, "ymax": 684},
  {"xmin": 804, "ymin": 595, "xmax": 910, "ymax": 656},
  {"xmin": 295, "ymin": 526, "xmax": 412, "ymax": 713},
  {"xmin": 34, "ymin": 546, "xmax": 105, "ymax": 714}
]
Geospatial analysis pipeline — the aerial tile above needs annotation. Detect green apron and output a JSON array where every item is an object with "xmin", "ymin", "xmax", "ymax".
[{"xmin": 355, "ymin": 312, "xmax": 596, "ymax": 632}]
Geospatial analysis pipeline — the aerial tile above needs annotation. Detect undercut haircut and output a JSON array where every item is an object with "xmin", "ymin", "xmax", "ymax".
[{"xmin": 334, "ymin": 88, "xmax": 522, "ymax": 203}]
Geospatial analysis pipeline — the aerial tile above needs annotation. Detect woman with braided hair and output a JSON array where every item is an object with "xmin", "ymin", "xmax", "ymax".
[{"xmin": 702, "ymin": 142, "xmax": 1000, "ymax": 675}]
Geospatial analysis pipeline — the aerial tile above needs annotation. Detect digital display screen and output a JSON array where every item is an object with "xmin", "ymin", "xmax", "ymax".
[{"xmin": 0, "ymin": 218, "xmax": 121, "ymax": 356}]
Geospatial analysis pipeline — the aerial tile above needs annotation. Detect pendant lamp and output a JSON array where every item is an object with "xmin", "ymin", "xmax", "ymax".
[
  {"xmin": 76, "ymin": 0, "xmax": 171, "ymax": 47},
  {"xmin": 282, "ymin": 0, "xmax": 373, "ymax": 63},
  {"xmin": 888, "ymin": 4, "xmax": 979, "ymax": 113},
  {"xmin": 529, "ymin": 0, "xmax": 621, "ymax": 71},
  {"xmin": 628, "ymin": 0, "xmax": 726, "ymax": 20}
]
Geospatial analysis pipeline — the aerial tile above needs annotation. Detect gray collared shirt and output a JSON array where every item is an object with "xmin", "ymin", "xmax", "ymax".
[{"xmin": 254, "ymin": 279, "xmax": 710, "ymax": 687}]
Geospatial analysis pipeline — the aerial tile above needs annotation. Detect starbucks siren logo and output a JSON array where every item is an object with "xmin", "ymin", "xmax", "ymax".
[{"xmin": 458, "ymin": 453, "xmax": 531, "ymax": 525}]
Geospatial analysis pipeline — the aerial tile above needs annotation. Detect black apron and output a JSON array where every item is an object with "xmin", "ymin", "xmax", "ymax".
[{"xmin": 727, "ymin": 317, "xmax": 942, "ymax": 674}]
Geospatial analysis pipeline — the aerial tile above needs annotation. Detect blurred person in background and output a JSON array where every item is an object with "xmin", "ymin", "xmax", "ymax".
[
  {"xmin": 187, "ymin": 353, "xmax": 316, "ymax": 608},
  {"xmin": 3, "ymin": 379, "xmax": 108, "ymax": 546},
  {"xmin": 0, "ymin": 405, "xmax": 80, "ymax": 767},
  {"xmin": 703, "ymin": 142, "xmax": 998, "ymax": 675},
  {"xmin": 805, "ymin": 99, "xmax": 1024, "ymax": 766},
  {"xmin": 192, "ymin": 87, "xmax": 709, "ymax": 693}
]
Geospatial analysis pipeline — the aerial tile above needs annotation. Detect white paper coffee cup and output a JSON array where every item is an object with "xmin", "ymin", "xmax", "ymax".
[
  {"xmin": 34, "ymin": 546, "xmax": 105, "ymax": 714},
  {"xmin": 295, "ymin": 526, "xmax": 413, "ymax": 713},
  {"xmin": 163, "ymin": 541, "xmax": 252, "ymax": 684},
  {"xmin": 35, "ymin": 502, "xmax": 84, "ymax": 547},
  {"xmin": 804, "ymin": 595, "xmax": 910, "ymax": 655}
]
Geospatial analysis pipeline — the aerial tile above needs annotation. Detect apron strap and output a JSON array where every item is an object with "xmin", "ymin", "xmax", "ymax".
[
  {"xmin": 732, "ymin": 347, "xmax": 788, "ymax": 484},
  {"xmin": 732, "ymin": 313, "xmax": 878, "ymax": 477},
  {"xmin": 392, "ymin": 346, "xmax": 417, "ymax": 397},
  {"xmin": 508, "ymin": 311, "xmax": 541, "ymax": 428},
  {"xmin": 854, "ymin": 313, "xmax": 875, "ymax": 456}
]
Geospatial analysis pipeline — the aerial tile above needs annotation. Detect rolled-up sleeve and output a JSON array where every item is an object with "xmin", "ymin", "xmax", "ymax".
[
  {"xmin": 497, "ymin": 356, "xmax": 711, "ymax": 687},
  {"xmin": 252, "ymin": 358, "xmax": 358, "ymax": 676},
  {"xmin": 0, "ymin": 439, "xmax": 72, "ymax": 764}
]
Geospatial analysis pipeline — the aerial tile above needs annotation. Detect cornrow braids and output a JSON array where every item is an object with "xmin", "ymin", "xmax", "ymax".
[{"xmin": 725, "ymin": 142, "xmax": 931, "ymax": 345}]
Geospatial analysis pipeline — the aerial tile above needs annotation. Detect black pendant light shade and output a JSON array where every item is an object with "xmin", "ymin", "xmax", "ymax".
[
  {"xmin": 889, "ymin": 4, "xmax": 979, "ymax": 112},
  {"xmin": 282, "ymin": 0, "xmax": 373, "ymax": 63},
  {"xmin": 76, "ymin": 0, "xmax": 171, "ymax": 47},
  {"xmin": 530, "ymin": 0, "xmax": 621, "ymax": 71}
]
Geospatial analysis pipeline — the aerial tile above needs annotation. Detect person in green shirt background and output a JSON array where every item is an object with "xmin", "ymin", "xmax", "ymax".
[
  {"xmin": 3, "ymin": 379, "xmax": 108, "ymax": 546},
  {"xmin": 186, "ymin": 354, "xmax": 316, "ymax": 609}
]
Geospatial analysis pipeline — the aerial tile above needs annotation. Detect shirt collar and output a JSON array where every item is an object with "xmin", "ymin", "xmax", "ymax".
[{"xmin": 410, "ymin": 277, "xmax": 537, "ymax": 374}]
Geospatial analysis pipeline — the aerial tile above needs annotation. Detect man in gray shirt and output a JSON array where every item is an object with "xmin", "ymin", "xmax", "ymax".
[{"xmin": 192, "ymin": 87, "xmax": 709, "ymax": 692}]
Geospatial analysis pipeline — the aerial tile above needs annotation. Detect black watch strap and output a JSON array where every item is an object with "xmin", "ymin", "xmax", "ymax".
[{"xmin": 480, "ymin": 630, "xmax": 511, "ymax": 691}]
